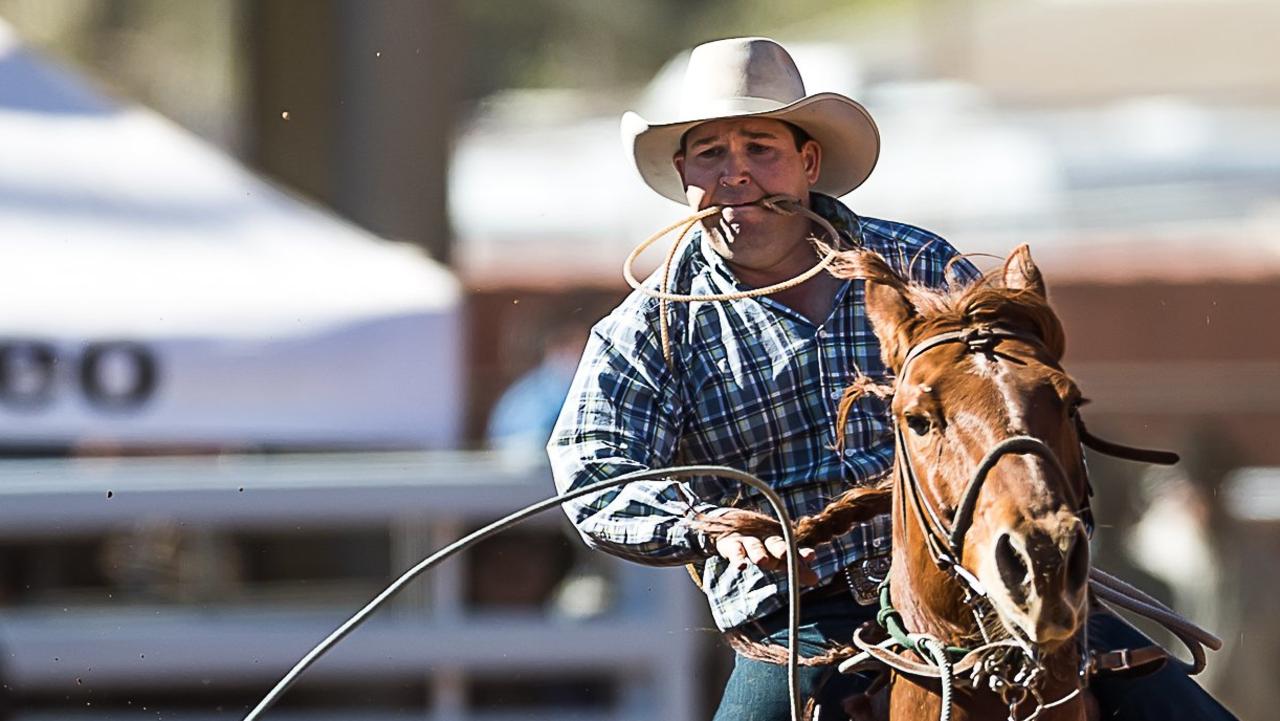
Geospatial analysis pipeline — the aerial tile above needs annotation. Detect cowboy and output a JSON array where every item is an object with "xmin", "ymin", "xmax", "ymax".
[{"xmin": 548, "ymin": 37, "xmax": 1236, "ymax": 720}]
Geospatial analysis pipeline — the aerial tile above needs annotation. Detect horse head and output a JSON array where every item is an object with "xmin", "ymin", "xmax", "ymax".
[
  {"xmin": 711, "ymin": 242, "xmax": 1196, "ymax": 717},
  {"xmin": 846, "ymin": 244, "xmax": 1091, "ymax": 652}
]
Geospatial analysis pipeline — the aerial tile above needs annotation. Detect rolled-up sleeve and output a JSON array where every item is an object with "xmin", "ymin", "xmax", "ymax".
[{"xmin": 548, "ymin": 306, "xmax": 720, "ymax": 566}]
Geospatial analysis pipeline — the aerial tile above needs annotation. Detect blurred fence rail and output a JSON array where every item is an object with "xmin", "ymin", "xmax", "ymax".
[{"xmin": 0, "ymin": 452, "xmax": 700, "ymax": 721}]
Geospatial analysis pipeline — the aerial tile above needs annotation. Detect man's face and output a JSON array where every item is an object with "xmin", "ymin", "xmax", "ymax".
[{"xmin": 673, "ymin": 117, "xmax": 821, "ymax": 270}]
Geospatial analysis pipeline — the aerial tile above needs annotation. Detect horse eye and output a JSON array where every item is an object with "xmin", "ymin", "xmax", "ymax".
[
  {"xmin": 1068, "ymin": 397, "xmax": 1089, "ymax": 417},
  {"xmin": 904, "ymin": 413, "xmax": 932, "ymax": 436}
]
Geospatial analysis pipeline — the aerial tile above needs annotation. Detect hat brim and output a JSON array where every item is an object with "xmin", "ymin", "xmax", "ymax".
[{"xmin": 621, "ymin": 92, "xmax": 880, "ymax": 204}]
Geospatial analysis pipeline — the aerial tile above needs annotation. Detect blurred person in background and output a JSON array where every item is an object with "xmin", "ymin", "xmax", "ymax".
[
  {"xmin": 548, "ymin": 37, "xmax": 1236, "ymax": 720},
  {"xmin": 486, "ymin": 319, "xmax": 590, "ymax": 456},
  {"xmin": 1125, "ymin": 432, "xmax": 1242, "ymax": 694},
  {"xmin": 485, "ymin": 318, "xmax": 613, "ymax": 617}
]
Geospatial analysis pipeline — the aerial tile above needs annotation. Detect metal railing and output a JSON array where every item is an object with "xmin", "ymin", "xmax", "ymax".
[{"xmin": 0, "ymin": 452, "xmax": 703, "ymax": 721}]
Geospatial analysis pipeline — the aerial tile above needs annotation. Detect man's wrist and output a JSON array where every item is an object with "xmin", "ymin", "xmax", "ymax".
[{"xmin": 691, "ymin": 505, "xmax": 734, "ymax": 556}]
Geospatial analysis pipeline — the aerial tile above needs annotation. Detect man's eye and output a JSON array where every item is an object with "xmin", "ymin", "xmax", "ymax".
[
  {"xmin": 747, "ymin": 143, "xmax": 772, "ymax": 154},
  {"xmin": 698, "ymin": 147, "xmax": 723, "ymax": 159}
]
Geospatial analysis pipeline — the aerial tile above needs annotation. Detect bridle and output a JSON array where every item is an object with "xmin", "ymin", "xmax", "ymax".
[
  {"xmin": 891, "ymin": 324, "xmax": 1177, "ymax": 579},
  {"xmin": 892, "ymin": 325, "xmax": 1084, "ymax": 577},
  {"xmin": 867, "ymin": 324, "xmax": 1183, "ymax": 721}
]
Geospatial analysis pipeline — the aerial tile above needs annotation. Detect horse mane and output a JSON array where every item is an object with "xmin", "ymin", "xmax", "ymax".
[
  {"xmin": 697, "ymin": 478, "xmax": 893, "ymax": 548},
  {"xmin": 826, "ymin": 249, "xmax": 1065, "ymax": 365}
]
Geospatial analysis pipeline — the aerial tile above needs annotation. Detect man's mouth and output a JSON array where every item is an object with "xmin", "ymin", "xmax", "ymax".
[{"xmin": 715, "ymin": 204, "xmax": 765, "ymax": 244}]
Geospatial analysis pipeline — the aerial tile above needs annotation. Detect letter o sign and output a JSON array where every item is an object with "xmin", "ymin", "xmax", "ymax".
[{"xmin": 80, "ymin": 342, "xmax": 158, "ymax": 410}]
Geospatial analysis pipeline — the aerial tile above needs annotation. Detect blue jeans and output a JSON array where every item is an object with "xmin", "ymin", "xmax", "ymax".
[
  {"xmin": 713, "ymin": 595, "xmax": 877, "ymax": 721},
  {"xmin": 713, "ymin": 593, "xmax": 1237, "ymax": 721}
]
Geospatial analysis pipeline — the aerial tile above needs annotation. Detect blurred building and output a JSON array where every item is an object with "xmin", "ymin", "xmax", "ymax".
[{"xmin": 0, "ymin": 11, "xmax": 700, "ymax": 721}]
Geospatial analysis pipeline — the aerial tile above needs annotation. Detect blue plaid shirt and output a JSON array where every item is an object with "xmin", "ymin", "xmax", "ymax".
[{"xmin": 548, "ymin": 194, "xmax": 979, "ymax": 630}]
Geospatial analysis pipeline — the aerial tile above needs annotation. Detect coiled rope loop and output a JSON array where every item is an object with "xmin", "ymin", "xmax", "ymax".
[
  {"xmin": 244, "ymin": 465, "xmax": 807, "ymax": 721},
  {"xmin": 622, "ymin": 195, "xmax": 848, "ymax": 364}
]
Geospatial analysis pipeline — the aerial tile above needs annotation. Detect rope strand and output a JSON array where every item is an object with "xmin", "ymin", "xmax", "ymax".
[
  {"xmin": 622, "ymin": 195, "xmax": 849, "ymax": 365},
  {"xmin": 243, "ymin": 465, "xmax": 807, "ymax": 721}
]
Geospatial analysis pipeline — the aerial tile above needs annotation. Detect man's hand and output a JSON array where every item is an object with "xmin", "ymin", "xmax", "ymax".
[{"xmin": 714, "ymin": 532, "xmax": 819, "ymax": 586}]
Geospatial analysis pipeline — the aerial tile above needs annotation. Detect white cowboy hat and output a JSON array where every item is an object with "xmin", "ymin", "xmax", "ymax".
[{"xmin": 621, "ymin": 37, "xmax": 880, "ymax": 204}]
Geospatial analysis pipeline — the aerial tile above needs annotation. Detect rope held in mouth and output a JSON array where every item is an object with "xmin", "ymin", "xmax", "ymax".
[{"xmin": 621, "ymin": 195, "xmax": 845, "ymax": 364}]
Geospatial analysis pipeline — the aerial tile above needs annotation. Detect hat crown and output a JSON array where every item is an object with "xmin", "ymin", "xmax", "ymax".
[{"xmin": 680, "ymin": 37, "xmax": 805, "ymax": 117}]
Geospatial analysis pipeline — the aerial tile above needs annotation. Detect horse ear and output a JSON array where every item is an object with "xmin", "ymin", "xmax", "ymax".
[
  {"xmin": 1002, "ymin": 244, "xmax": 1046, "ymax": 298},
  {"xmin": 865, "ymin": 280, "xmax": 917, "ymax": 373}
]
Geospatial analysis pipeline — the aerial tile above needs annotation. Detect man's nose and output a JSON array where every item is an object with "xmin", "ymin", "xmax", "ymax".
[
  {"xmin": 718, "ymin": 146, "xmax": 754, "ymax": 186},
  {"xmin": 719, "ymin": 160, "xmax": 751, "ymax": 187}
]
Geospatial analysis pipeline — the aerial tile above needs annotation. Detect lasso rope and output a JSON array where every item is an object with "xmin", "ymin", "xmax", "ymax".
[
  {"xmin": 917, "ymin": 635, "xmax": 955, "ymax": 721},
  {"xmin": 622, "ymin": 195, "xmax": 848, "ymax": 364},
  {"xmin": 243, "ymin": 466, "xmax": 807, "ymax": 721}
]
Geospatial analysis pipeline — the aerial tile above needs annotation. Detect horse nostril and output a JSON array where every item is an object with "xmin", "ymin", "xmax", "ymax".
[
  {"xmin": 1065, "ymin": 526, "xmax": 1090, "ymax": 593},
  {"xmin": 994, "ymin": 533, "xmax": 1031, "ymax": 606}
]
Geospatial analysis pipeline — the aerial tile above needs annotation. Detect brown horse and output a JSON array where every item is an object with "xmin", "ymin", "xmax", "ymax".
[
  {"xmin": 852, "ymin": 244, "xmax": 1092, "ymax": 720},
  {"xmin": 716, "ymin": 244, "xmax": 1100, "ymax": 720}
]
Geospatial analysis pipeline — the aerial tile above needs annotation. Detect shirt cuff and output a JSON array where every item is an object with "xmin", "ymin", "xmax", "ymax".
[{"xmin": 689, "ymin": 504, "xmax": 734, "ymax": 557}]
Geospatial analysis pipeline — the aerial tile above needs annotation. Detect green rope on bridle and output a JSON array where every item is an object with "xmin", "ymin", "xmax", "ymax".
[{"xmin": 876, "ymin": 581, "xmax": 971, "ymax": 660}]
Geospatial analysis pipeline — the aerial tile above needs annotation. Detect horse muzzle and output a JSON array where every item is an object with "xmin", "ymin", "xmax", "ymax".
[{"xmin": 986, "ymin": 514, "xmax": 1090, "ymax": 647}]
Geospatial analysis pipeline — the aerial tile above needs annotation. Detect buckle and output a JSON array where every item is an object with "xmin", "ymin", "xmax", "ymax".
[
  {"xmin": 844, "ymin": 556, "xmax": 891, "ymax": 605},
  {"xmin": 1088, "ymin": 646, "xmax": 1168, "ymax": 679}
]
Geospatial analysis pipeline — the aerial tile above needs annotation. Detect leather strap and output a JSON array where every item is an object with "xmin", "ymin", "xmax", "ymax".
[
  {"xmin": 1076, "ymin": 416, "xmax": 1179, "ymax": 466},
  {"xmin": 1089, "ymin": 645, "xmax": 1169, "ymax": 679}
]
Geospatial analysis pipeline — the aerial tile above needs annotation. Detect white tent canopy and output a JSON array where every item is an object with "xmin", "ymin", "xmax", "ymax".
[{"xmin": 0, "ymin": 20, "xmax": 462, "ymax": 450}]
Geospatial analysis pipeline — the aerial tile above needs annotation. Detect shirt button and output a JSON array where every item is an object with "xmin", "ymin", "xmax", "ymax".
[
  {"xmin": 843, "ymin": 448, "xmax": 856, "ymax": 457},
  {"xmin": 816, "ymin": 329, "xmax": 825, "ymax": 338},
  {"xmin": 829, "ymin": 389, "xmax": 843, "ymax": 401},
  {"xmin": 873, "ymin": 537, "xmax": 885, "ymax": 548}
]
